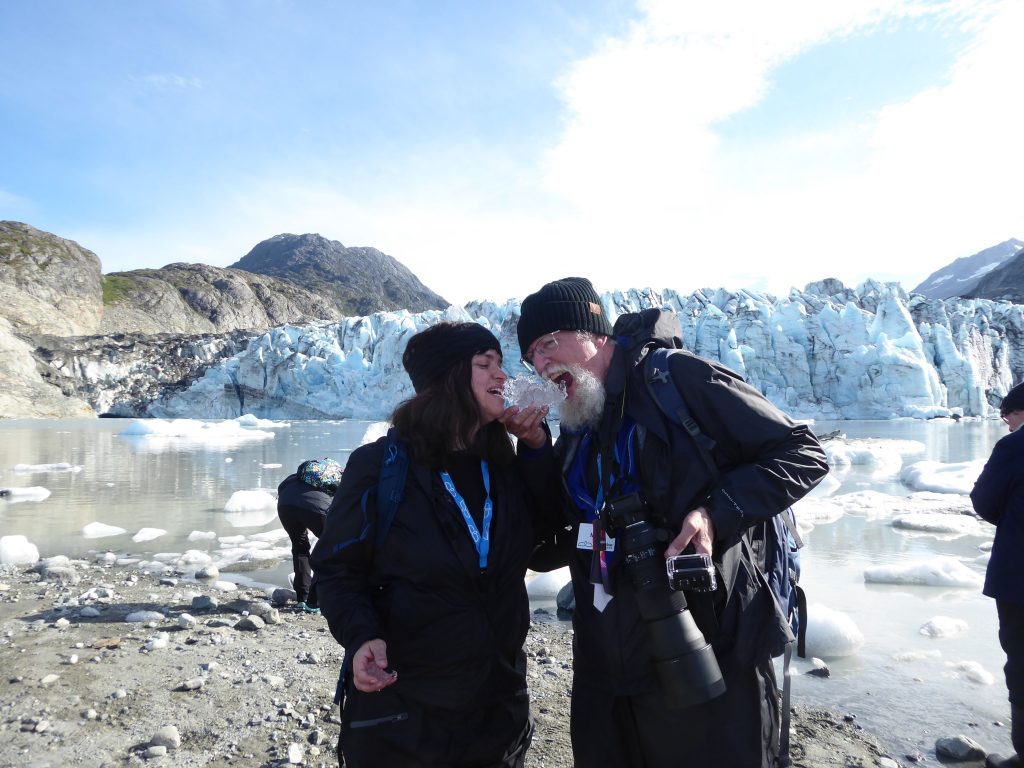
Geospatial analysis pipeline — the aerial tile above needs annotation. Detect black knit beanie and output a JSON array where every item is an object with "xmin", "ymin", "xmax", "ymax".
[
  {"xmin": 403, "ymin": 321, "xmax": 501, "ymax": 393},
  {"xmin": 1000, "ymin": 382, "xmax": 1024, "ymax": 416},
  {"xmin": 517, "ymin": 277, "xmax": 612, "ymax": 356}
]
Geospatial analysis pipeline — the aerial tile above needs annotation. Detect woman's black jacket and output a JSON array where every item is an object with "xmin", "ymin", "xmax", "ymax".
[{"xmin": 310, "ymin": 434, "xmax": 556, "ymax": 711}]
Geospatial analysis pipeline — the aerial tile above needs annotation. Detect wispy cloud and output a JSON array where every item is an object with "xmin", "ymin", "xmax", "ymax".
[{"xmin": 133, "ymin": 73, "xmax": 203, "ymax": 92}]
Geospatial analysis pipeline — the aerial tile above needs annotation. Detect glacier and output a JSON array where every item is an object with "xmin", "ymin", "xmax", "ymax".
[{"xmin": 127, "ymin": 279, "xmax": 1024, "ymax": 421}]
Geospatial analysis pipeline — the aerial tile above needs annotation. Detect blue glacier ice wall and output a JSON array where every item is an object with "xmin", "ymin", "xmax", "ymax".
[{"xmin": 148, "ymin": 280, "xmax": 1024, "ymax": 421}]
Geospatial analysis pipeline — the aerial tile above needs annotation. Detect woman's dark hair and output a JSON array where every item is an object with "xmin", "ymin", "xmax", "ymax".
[{"xmin": 391, "ymin": 356, "xmax": 514, "ymax": 468}]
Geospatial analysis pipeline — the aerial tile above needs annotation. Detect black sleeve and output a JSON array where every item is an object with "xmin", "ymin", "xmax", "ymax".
[
  {"xmin": 668, "ymin": 353, "xmax": 830, "ymax": 543},
  {"xmin": 971, "ymin": 434, "xmax": 1017, "ymax": 525},
  {"xmin": 309, "ymin": 440, "xmax": 384, "ymax": 652},
  {"xmin": 516, "ymin": 426, "xmax": 573, "ymax": 571}
]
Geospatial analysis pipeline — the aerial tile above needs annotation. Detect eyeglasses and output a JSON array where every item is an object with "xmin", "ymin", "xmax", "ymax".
[{"xmin": 521, "ymin": 333, "xmax": 559, "ymax": 372}]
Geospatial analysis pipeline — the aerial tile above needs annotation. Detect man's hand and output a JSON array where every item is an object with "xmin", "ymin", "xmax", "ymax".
[
  {"xmin": 352, "ymin": 638, "xmax": 398, "ymax": 693},
  {"xmin": 665, "ymin": 506, "xmax": 715, "ymax": 558},
  {"xmin": 499, "ymin": 404, "xmax": 549, "ymax": 450}
]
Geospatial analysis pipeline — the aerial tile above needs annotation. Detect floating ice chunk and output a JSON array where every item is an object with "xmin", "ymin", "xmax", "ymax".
[
  {"xmin": 0, "ymin": 535, "xmax": 40, "ymax": 565},
  {"xmin": 900, "ymin": 460, "xmax": 984, "ymax": 495},
  {"xmin": 360, "ymin": 421, "xmax": 391, "ymax": 446},
  {"xmin": 235, "ymin": 414, "xmax": 288, "ymax": 429},
  {"xmin": 132, "ymin": 528, "xmax": 167, "ymax": 543},
  {"xmin": 806, "ymin": 473, "xmax": 841, "ymax": 498},
  {"xmin": 82, "ymin": 522, "xmax": 127, "ymax": 539},
  {"xmin": 188, "ymin": 530, "xmax": 217, "ymax": 541},
  {"xmin": 790, "ymin": 498, "xmax": 844, "ymax": 529},
  {"xmin": 920, "ymin": 616, "xmax": 969, "ymax": 638},
  {"xmin": 0, "ymin": 486, "xmax": 51, "ymax": 503},
  {"xmin": 864, "ymin": 556, "xmax": 983, "ymax": 588},
  {"xmin": 946, "ymin": 660, "xmax": 995, "ymax": 685},
  {"xmin": 525, "ymin": 567, "xmax": 571, "ymax": 598},
  {"xmin": 892, "ymin": 513, "xmax": 984, "ymax": 537},
  {"xmin": 248, "ymin": 529, "xmax": 290, "ymax": 544},
  {"xmin": 803, "ymin": 603, "xmax": 864, "ymax": 659},
  {"xmin": 502, "ymin": 375, "xmax": 567, "ymax": 410},
  {"xmin": 224, "ymin": 489, "xmax": 277, "ymax": 513},
  {"xmin": 893, "ymin": 649, "xmax": 943, "ymax": 662},
  {"xmin": 824, "ymin": 439, "xmax": 923, "ymax": 477},
  {"xmin": 225, "ymin": 509, "xmax": 279, "ymax": 528},
  {"xmin": 212, "ymin": 580, "xmax": 237, "ymax": 592},
  {"xmin": 118, "ymin": 418, "xmax": 275, "ymax": 452},
  {"xmin": 13, "ymin": 462, "xmax": 82, "ymax": 474},
  {"xmin": 261, "ymin": 463, "xmax": 283, "ymax": 469},
  {"xmin": 175, "ymin": 550, "xmax": 213, "ymax": 568}
]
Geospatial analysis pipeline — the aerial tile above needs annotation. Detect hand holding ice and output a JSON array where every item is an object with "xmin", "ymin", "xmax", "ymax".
[{"xmin": 502, "ymin": 375, "xmax": 567, "ymax": 410}]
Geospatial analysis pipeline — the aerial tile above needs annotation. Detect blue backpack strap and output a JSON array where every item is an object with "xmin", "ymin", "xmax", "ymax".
[
  {"xmin": 375, "ymin": 427, "xmax": 408, "ymax": 550},
  {"xmin": 642, "ymin": 347, "xmax": 720, "ymax": 481}
]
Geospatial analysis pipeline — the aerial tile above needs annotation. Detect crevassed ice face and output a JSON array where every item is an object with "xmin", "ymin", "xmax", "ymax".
[{"xmin": 470, "ymin": 350, "xmax": 507, "ymax": 425}]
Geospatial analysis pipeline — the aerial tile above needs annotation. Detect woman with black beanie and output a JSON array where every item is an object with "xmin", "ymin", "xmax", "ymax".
[{"xmin": 311, "ymin": 321, "xmax": 556, "ymax": 768}]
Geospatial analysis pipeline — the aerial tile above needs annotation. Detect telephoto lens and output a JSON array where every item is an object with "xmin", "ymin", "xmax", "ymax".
[{"xmin": 603, "ymin": 494, "xmax": 726, "ymax": 709}]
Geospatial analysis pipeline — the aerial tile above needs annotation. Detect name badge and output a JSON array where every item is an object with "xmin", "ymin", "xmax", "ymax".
[{"xmin": 576, "ymin": 523, "xmax": 615, "ymax": 552}]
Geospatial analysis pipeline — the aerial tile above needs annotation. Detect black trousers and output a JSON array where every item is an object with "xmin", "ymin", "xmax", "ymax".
[
  {"xmin": 338, "ymin": 686, "xmax": 532, "ymax": 768},
  {"xmin": 277, "ymin": 504, "xmax": 325, "ymax": 605},
  {"xmin": 998, "ymin": 600, "xmax": 1024, "ymax": 708},
  {"xmin": 569, "ymin": 655, "xmax": 781, "ymax": 768}
]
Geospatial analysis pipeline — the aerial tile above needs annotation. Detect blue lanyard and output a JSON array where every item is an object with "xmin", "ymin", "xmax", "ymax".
[{"xmin": 439, "ymin": 460, "xmax": 493, "ymax": 570}]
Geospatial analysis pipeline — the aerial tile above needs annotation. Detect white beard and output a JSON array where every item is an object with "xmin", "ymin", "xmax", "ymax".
[{"xmin": 553, "ymin": 364, "xmax": 606, "ymax": 431}]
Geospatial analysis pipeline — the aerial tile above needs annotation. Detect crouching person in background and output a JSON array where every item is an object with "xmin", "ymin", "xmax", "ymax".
[
  {"xmin": 277, "ymin": 458, "xmax": 342, "ymax": 614},
  {"xmin": 310, "ymin": 322, "xmax": 556, "ymax": 768}
]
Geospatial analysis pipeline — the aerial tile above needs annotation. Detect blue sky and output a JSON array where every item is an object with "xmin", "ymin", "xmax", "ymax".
[{"xmin": 1, "ymin": 0, "xmax": 1020, "ymax": 305}]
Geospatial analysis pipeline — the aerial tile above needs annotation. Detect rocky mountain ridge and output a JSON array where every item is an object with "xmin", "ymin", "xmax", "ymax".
[{"xmin": 912, "ymin": 238, "xmax": 1024, "ymax": 299}]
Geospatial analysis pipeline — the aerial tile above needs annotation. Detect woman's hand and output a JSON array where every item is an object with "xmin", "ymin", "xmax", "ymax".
[
  {"xmin": 352, "ymin": 638, "xmax": 398, "ymax": 693},
  {"xmin": 499, "ymin": 404, "xmax": 550, "ymax": 450}
]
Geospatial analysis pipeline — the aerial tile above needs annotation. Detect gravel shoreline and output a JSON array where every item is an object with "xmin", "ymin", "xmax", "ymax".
[{"xmin": 0, "ymin": 560, "xmax": 980, "ymax": 767}]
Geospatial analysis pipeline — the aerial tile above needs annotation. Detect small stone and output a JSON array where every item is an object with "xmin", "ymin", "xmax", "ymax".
[
  {"xmin": 287, "ymin": 743, "xmax": 303, "ymax": 764},
  {"xmin": 111, "ymin": 689, "xmax": 128, "ymax": 699},
  {"xmin": 80, "ymin": 606, "xmax": 102, "ymax": 618},
  {"xmin": 308, "ymin": 729, "xmax": 326, "ymax": 746},
  {"xmin": 145, "ymin": 745, "xmax": 168, "ymax": 758},
  {"xmin": 935, "ymin": 735, "xmax": 986, "ymax": 761},
  {"xmin": 53, "ymin": 617, "xmax": 71, "ymax": 629},
  {"xmin": 93, "ymin": 636, "xmax": 121, "ymax": 649},
  {"xmin": 178, "ymin": 614, "xmax": 197, "ymax": 630},
  {"xmin": 262, "ymin": 674, "xmax": 285, "ymax": 688},
  {"xmin": 191, "ymin": 595, "xmax": 218, "ymax": 612},
  {"xmin": 175, "ymin": 677, "xmax": 205, "ymax": 692},
  {"xmin": 235, "ymin": 615, "xmax": 265, "ymax": 632},
  {"xmin": 150, "ymin": 724, "xmax": 181, "ymax": 749},
  {"xmin": 40, "ymin": 673, "xmax": 60, "ymax": 686},
  {"xmin": 159, "ymin": 578, "xmax": 178, "ymax": 587},
  {"xmin": 195, "ymin": 565, "xmax": 219, "ymax": 580},
  {"xmin": 66, "ymin": 654, "xmax": 79, "ymax": 664},
  {"xmin": 82, "ymin": 708, "xmax": 98, "ymax": 720},
  {"xmin": 34, "ymin": 719, "xmax": 50, "ymax": 733}
]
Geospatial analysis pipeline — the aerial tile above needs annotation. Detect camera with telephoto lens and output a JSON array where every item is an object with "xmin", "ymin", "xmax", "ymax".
[
  {"xmin": 666, "ymin": 553, "xmax": 717, "ymax": 593},
  {"xmin": 601, "ymin": 492, "xmax": 726, "ymax": 709}
]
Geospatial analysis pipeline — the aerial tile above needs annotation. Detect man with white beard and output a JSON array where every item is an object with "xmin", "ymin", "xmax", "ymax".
[{"xmin": 515, "ymin": 277, "xmax": 828, "ymax": 768}]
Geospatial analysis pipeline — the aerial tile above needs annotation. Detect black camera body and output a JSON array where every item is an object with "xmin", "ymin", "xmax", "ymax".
[
  {"xmin": 602, "ymin": 493, "xmax": 726, "ymax": 709},
  {"xmin": 666, "ymin": 553, "xmax": 717, "ymax": 593}
]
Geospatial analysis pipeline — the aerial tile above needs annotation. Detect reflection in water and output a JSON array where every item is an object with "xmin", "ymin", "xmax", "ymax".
[{"xmin": 0, "ymin": 416, "xmax": 1014, "ymax": 760}]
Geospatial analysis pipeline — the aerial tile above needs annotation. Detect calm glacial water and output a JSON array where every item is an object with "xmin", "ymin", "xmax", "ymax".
[{"xmin": 0, "ymin": 417, "xmax": 1014, "ymax": 760}]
